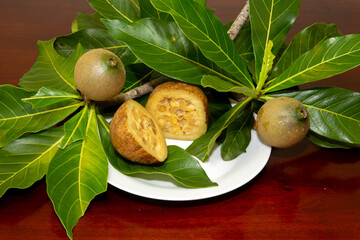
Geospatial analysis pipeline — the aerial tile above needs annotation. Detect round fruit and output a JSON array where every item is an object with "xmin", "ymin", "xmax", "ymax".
[
  {"xmin": 110, "ymin": 100, "xmax": 167, "ymax": 165},
  {"xmin": 255, "ymin": 97, "xmax": 310, "ymax": 148},
  {"xmin": 74, "ymin": 49, "xmax": 126, "ymax": 101}
]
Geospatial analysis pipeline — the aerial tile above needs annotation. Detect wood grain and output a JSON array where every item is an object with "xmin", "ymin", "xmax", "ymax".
[{"xmin": 0, "ymin": 1, "xmax": 359, "ymax": 239}]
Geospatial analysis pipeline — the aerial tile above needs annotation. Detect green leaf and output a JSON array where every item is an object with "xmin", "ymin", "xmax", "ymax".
[
  {"xmin": 47, "ymin": 105, "xmax": 108, "ymax": 239},
  {"xmin": 150, "ymin": 0, "xmax": 254, "ymax": 89},
  {"xmin": 307, "ymin": 131, "xmax": 357, "ymax": 149},
  {"xmin": 0, "ymin": 127, "xmax": 64, "ymax": 197},
  {"xmin": 204, "ymin": 88, "xmax": 232, "ymax": 125},
  {"xmin": 54, "ymin": 28, "xmax": 130, "ymax": 60},
  {"xmin": 201, "ymin": 75, "xmax": 256, "ymax": 97},
  {"xmin": 234, "ymin": 21, "xmax": 254, "ymax": 64},
  {"xmin": 88, "ymin": 0, "xmax": 140, "ymax": 23},
  {"xmin": 122, "ymin": 63, "xmax": 153, "ymax": 93},
  {"xmin": 265, "ymin": 34, "xmax": 360, "ymax": 93},
  {"xmin": 0, "ymin": 85, "xmax": 83, "ymax": 148},
  {"xmin": 103, "ymin": 18, "xmax": 233, "ymax": 85},
  {"xmin": 138, "ymin": 0, "xmax": 172, "ymax": 21},
  {"xmin": 257, "ymin": 40, "xmax": 276, "ymax": 90},
  {"xmin": 19, "ymin": 39, "xmax": 84, "ymax": 94},
  {"xmin": 271, "ymin": 23, "xmax": 342, "ymax": 78},
  {"xmin": 267, "ymin": 87, "xmax": 360, "ymax": 144},
  {"xmin": 221, "ymin": 109, "xmax": 253, "ymax": 160},
  {"xmin": 71, "ymin": 11, "xmax": 106, "ymax": 33},
  {"xmin": 97, "ymin": 115, "xmax": 216, "ymax": 188},
  {"xmin": 187, "ymin": 97, "xmax": 253, "ymax": 161},
  {"xmin": 59, "ymin": 105, "xmax": 89, "ymax": 149},
  {"xmin": 22, "ymin": 87, "xmax": 81, "ymax": 109},
  {"xmin": 249, "ymin": 0, "xmax": 301, "ymax": 83}
]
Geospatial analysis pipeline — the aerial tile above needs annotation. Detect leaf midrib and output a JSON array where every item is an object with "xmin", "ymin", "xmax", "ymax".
[
  {"xmin": 105, "ymin": 0, "xmax": 133, "ymax": 23},
  {"xmin": 114, "ymin": 23, "xmax": 243, "ymax": 86},
  {"xmin": 265, "ymin": 42, "xmax": 360, "ymax": 92},
  {"xmin": 0, "ymin": 136, "xmax": 63, "ymax": 189},
  {"xmin": 41, "ymin": 42, "xmax": 77, "ymax": 92},
  {"xmin": 156, "ymin": 0, "xmax": 254, "ymax": 88},
  {"xmin": 0, "ymin": 102, "xmax": 84, "ymax": 122}
]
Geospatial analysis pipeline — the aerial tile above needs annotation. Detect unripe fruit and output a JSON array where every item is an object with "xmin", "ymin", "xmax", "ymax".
[
  {"xmin": 74, "ymin": 49, "xmax": 126, "ymax": 101},
  {"xmin": 255, "ymin": 97, "xmax": 310, "ymax": 148}
]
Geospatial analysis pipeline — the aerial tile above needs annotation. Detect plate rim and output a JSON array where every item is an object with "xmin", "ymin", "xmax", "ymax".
[{"xmin": 107, "ymin": 130, "xmax": 272, "ymax": 201}]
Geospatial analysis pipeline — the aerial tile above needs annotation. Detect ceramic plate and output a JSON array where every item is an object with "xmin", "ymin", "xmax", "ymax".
[{"xmin": 107, "ymin": 129, "xmax": 271, "ymax": 201}]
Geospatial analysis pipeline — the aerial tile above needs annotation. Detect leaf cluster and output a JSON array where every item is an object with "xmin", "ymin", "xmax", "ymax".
[{"xmin": 0, "ymin": 0, "xmax": 359, "ymax": 239}]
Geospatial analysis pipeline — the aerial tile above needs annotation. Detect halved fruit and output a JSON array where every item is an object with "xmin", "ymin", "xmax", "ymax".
[
  {"xmin": 145, "ymin": 81, "xmax": 208, "ymax": 141},
  {"xmin": 110, "ymin": 100, "xmax": 167, "ymax": 164}
]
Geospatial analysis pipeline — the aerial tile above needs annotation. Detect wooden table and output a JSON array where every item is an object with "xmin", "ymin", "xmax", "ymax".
[{"xmin": 0, "ymin": 0, "xmax": 359, "ymax": 239}]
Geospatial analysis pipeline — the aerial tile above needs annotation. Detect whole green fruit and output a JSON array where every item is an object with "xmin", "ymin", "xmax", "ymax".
[
  {"xmin": 255, "ymin": 97, "xmax": 310, "ymax": 148},
  {"xmin": 74, "ymin": 49, "xmax": 126, "ymax": 101}
]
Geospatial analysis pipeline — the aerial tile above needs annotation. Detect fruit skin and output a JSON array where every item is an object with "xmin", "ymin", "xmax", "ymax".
[
  {"xmin": 74, "ymin": 49, "xmax": 126, "ymax": 101},
  {"xmin": 255, "ymin": 97, "xmax": 310, "ymax": 148},
  {"xmin": 110, "ymin": 100, "xmax": 167, "ymax": 165},
  {"xmin": 145, "ymin": 81, "xmax": 208, "ymax": 141}
]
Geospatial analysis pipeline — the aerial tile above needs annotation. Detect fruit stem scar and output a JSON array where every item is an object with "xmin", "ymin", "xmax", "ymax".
[
  {"xmin": 300, "ymin": 109, "xmax": 308, "ymax": 119},
  {"xmin": 108, "ymin": 57, "xmax": 117, "ymax": 67}
]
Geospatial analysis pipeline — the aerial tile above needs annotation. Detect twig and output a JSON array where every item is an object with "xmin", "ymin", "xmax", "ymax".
[
  {"xmin": 98, "ymin": 76, "xmax": 168, "ymax": 106},
  {"xmin": 227, "ymin": 1, "xmax": 250, "ymax": 40}
]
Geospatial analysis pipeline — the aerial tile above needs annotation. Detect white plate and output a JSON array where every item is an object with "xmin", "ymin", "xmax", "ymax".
[{"xmin": 107, "ymin": 129, "xmax": 271, "ymax": 201}]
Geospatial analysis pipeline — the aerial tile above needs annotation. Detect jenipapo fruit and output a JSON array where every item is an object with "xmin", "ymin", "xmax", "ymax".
[
  {"xmin": 255, "ymin": 97, "xmax": 310, "ymax": 148},
  {"xmin": 74, "ymin": 49, "xmax": 126, "ymax": 101}
]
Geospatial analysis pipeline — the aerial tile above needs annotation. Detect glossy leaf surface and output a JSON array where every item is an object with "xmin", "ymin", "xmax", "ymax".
[
  {"xmin": 54, "ymin": 28, "xmax": 130, "ymax": 59},
  {"xmin": 271, "ymin": 23, "xmax": 342, "ymax": 78},
  {"xmin": 249, "ymin": 0, "xmax": 301, "ymax": 82},
  {"xmin": 59, "ymin": 105, "xmax": 89, "ymax": 149},
  {"xmin": 265, "ymin": 34, "xmax": 360, "ymax": 93},
  {"xmin": 0, "ymin": 127, "xmax": 64, "ymax": 197},
  {"xmin": 47, "ymin": 106, "xmax": 108, "ymax": 239},
  {"xmin": 88, "ymin": 0, "xmax": 140, "ymax": 23},
  {"xmin": 104, "ymin": 18, "xmax": 231, "ymax": 85},
  {"xmin": 0, "ymin": 85, "xmax": 83, "ymax": 148},
  {"xmin": 138, "ymin": 0, "xmax": 172, "ymax": 21},
  {"xmin": 308, "ymin": 131, "xmax": 357, "ymax": 149},
  {"xmin": 19, "ymin": 39, "xmax": 83, "ymax": 94},
  {"xmin": 221, "ymin": 109, "xmax": 253, "ymax": 160},
  {"xmin": 201, "ymin": 75, "xmax": 256, "ymax": 97},
  {"xmin": 71, "ymin": 11, "xmax": 106, "ymax": 32},
  {"xmin": 22, "ymin": 87, "xmax": 81, "ymax": 109},
  {"xmin": 151, "ymin": 0, "xmax": 254, "ymax": 88},
  {"xmin": 187, "ymin": 97, "xmax": 253, "ymax": 161},
  {"xmin": 234, "ymin": 21, "xmax": 254, "ymax": 64},
  {"xmin": 97, "ymin": 115, "xmax": 216, "ymax": 188}
]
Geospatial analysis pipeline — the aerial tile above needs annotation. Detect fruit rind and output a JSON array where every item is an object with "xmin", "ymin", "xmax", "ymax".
[{"xmin": 110, "ymin": 100, "xmax": 167, "ymax": 164}]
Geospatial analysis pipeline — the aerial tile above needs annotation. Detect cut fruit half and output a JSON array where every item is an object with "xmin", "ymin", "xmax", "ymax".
[
  {"xmin": 110, "ymin": 100, "xmax": 167, "ymax": 164},
  {"xmin": 145, "ymin": 82, "xmax": 208, "ymax": 141}
]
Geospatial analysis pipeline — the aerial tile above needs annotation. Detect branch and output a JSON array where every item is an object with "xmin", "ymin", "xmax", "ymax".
[
  {"xmin": 227, "ymin": 1, "xmax": 250, "ymax": 40},
  {"xmin": 97, "ymin": 76, "xmax": 168, "ymax": 106}
]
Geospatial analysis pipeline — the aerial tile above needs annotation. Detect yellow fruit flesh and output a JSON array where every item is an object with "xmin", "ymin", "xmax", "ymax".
[{"xmin": 146, "ymin": 82, "xmax": 208, "ymax": 141}]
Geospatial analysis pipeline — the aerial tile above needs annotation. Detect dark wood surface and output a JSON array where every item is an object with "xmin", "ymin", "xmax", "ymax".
[{"xmin": 0, "ymin": 0, "xmax": 359, "ymax": 239}]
